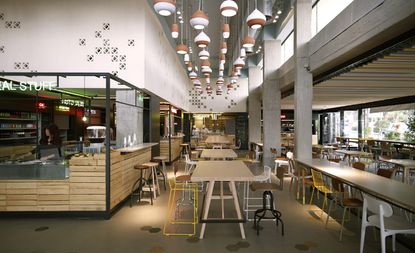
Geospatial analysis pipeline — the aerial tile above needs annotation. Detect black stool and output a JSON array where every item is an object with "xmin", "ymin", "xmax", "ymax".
[
  {"xmin": 251, "ymin": 183, "xmax": 284, "ymax": 236},
  {"xmin": 130, "ymin": 164, "xmax": 153, "ymax": 207}
]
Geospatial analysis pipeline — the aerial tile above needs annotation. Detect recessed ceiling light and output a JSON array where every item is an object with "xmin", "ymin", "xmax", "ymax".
[
  {"xmin": 272, "ymin": 19, "xmax": 277, "ymax": 23},
  {"xmin": 277, "ymin": 10, "xmax": 282, "ymax": 15}
]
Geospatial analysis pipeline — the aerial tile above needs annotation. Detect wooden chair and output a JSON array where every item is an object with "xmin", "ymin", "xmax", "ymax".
[
  {"xmin": 352, "ymin": 162, "xmax": 366, "ymax": 171},
  {"xmin": 290, "ymin": 159, "xmax": 313, "ymax": 204},
  {"xmin": 377, "ymin": 168, "xmax": 395, "ymax": 179}
]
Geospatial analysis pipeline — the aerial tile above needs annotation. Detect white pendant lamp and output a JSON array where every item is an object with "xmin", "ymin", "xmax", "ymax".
[
  {"xmin": 220, "ymin": 0, "xmax": 238, "ymax": 17},
  {"xmin": 246, "ymin": 9, "xmax": 266, "ymax": 29},
  {"xmin": 193, "ymin": 79, "xmax": 202, "ymax": 86},
  {"xmin": 219, "ymin": 62, "xmax": 225, "ymax": 71},
  {"xmin": 205, "ymin": 77, "xmax": 210, "ymax": 84},
  {"xmin": 202, "ymin": 66, "xmax": 212, "ymax": 76},
  {"xmin": 153, "ymin": 0, "xmax": 176, "ymax": 16},
  {"xmin": 233, "ymin": 57, "xmax": 245, "ymax": 69},
  {"xmin": 176, "ymin": 43, "xmax": 188, "ymax": 54},
  {"xmin": 194, "ymin": 31, "xmax": 210, "ymax": 48},
  {"xmin": 223, "ymin": 23, "xmax": 230, "ymax": 39},
  {"xmin": 171, "ymin": 23, "xmax": 179, "ymax": 38},
  {"xmin": 201, "ymin": 59, "xmax": 210, "ymax": 69},
  {"xmin": 199, "ymin": 49, "xmax": 210, "ymax": 60},
  {"xmin": 217, "ymin": 77, "xmax": 224, "ymax": 84},
  {"xmin": 219, "ymin": 53, "xmax": 225, "ymax": 64},
  {"xmin": 240, "ymin": 48, "xmax": 246, "ymax": 58},
  {"xmin": 242, "ymin": 36, "xmax": 255, "ymax": 48},
  {"xmin": 219, "ymin": 70, "xmax": 224, "ymax": 77},
  {"xmin": 189, "ymin": 71, "xmax": 197, "ymax": 80},
  {"xmin": 221, "ymin": 42, "xmax": 227, "ymax": 54},
  {"xmin": 190, "ymin": 10, "xmax": 209, "ymax": 30},
  {"xmin": 184, "ymin": 53, "xmax": 190, "ymax": 64},
  {"xmin": 187, "ymin": 62, "xmax": 193, "ymax": 71}
]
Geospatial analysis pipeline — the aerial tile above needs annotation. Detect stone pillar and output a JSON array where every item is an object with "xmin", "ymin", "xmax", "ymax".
[
  {"xmin": 262, "ymin": 40, "xmax": 282, "ymax": 160},
  {"xmin": 248, "ymin": 66, "xmax": 262, "ymax": 145},
  {"xmin": 116, "ymin": 90, "xmax": 144, "ymax": 147},
  {"xmin": 294, "ymin": 0, "xmax": 313, "ymax": 161}
]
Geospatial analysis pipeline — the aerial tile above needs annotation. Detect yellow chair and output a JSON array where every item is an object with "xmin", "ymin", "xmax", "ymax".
[
  {"xmin": 163, "ymin": 162, "xmax": 198, "ymax": 236},
  {"xmin": 310, "ymin": 169, "xmax": 333, "ymax": 216}
]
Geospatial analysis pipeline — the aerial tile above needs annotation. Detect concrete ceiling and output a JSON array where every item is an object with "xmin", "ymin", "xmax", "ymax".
[{"xmin": 281, "ymin": 45, "xmax": 415, "ymax": 110}]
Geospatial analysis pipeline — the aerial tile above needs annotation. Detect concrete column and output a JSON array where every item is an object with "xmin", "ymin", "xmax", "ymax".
[
  {"xmin": 115, "ymin": 90, "xmax": 144, "ymax": 147},
  {"xmin": 294, "ymin": 0, "xmax": 313, "ymax": 161},
  {"xmin": 262, "ymin": 40, "xmax": 282, "ymax": 160},
  {"xmin": 248, "ymin": 66, "xmax": 263, "ymax": 144}
]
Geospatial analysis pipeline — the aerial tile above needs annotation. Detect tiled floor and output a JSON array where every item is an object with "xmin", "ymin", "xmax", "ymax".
[{"xmin": 0, "ymin": 159, "xmax": 414, "ymax": 253}]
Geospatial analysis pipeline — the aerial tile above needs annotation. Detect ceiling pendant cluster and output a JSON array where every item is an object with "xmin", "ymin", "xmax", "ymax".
[{"xmin": 153, "ymin": 0, "xmax": 275, "ymax": 97}]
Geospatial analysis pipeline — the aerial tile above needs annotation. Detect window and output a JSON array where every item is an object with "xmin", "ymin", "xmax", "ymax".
[
  {"xmin": 311, "ymin": 0, "xmax": 354, "ymax": 37},
  {"xmin": 281, "ymin": 31, "xmax": 294, "ymax": 64}
]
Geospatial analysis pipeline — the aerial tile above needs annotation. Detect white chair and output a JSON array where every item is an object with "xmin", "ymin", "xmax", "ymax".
[
  {"xmin": 255, "ymin": 145, "xmax": 263, "ymax": 161},
  {"xmin": 243, "ymin": 166, "xmax": 273, "ymax": 220},
  {"xmin": 360, "ymin": 193, "xmax": 415, "ymax": 253},
  {"xmin": 184, "ymin": 154, "xmax": 197, "ymax": 174}
]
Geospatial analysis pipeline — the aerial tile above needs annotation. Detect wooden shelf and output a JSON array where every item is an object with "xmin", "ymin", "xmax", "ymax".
[{"xmin": 0, "ymin": 117, "xmax": 36, "ymax": 121}]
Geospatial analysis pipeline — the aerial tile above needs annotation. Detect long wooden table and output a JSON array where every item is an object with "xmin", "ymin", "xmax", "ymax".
[
  {"xmin": 200, "ymin": 149, "xmax": 237, "ymax": 160},
  {"xmin": 191, "ymin": 160, "xmax": 255, "ymax": 239},
  {"xmin": 205, "ymin": 135, "xmax": 232, "ymax": 145},
  {"xmin": 296, "ymin": 158, "xmax": 415, "ymax": 213},
  {"xmin": 335, "ymin": 149, "xmax": 372, "ymax": 164},
  {"xmin": 378, "ymin": 157, "xmax": 415, "ymax": 184}
]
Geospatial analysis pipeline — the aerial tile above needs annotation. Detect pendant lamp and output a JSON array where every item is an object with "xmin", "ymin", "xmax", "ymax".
[
  {"xmin": 240, "ymin": 48, "xmax": 246, "ymax": 58},
  {"xmin": 246, "ymin": 9, "xmax": 266, "ymax": 29},
  {"xmin": 194, "ymin": 31, "xmax": 210, "ymax": 48},
  {"xmin": 220, "ymin": 0, "xmax": 238, "ymax": 17},
  {"xmin": 190, "ymin": 10, "xmax": 209, "ymax": 30},
  {"xmin": 217, "ymin": 77, "xmax": 224, "ymax": 84},
  {"xmin": 223, "ymin": 23, "xmax": 230, "ymax": 39},
  {"xmin": 233, "ymin": 57, "xmax": 245, "ymax": 69},
  {"xmin": 193, "ymin": 79, "xmax": 202, "ymax": 86},
  {"xmin": 201, "ymin": 59, "xmax": 210, "ymax": 69},
  {"xmin": 176, "ymin": 43, "xmax": 188, "ymax": 54},
  {"xmin": 184, "ymin": 53, "xmax": 190, "ymax": 64},
  {"xmin": 205, "ymin": 77, "xmax": 210, "ymax": 84},
  {"xmin": 189, "ymin": 71, "xmax": 197, "ymax": 80},
  {"xmin": 153, "ymin": 0, "xmax": 176, "ymax": 16},
  {"xmin": 199, "ymin": 49, "xmax": 210, "ymax": 60},
  {"xmin": 242, "ymin": 36, "xmax": 255, "ymax": 48},
  {"xmin": 221, "ymin": 42, "xmax": 227, "ymax": 54},
  {"xmin": 187, "ymin": 62, "xmax": 193, "ymax": 71},
  {"xmin": 219, "ymin": 53, "xmax": 225, "ymax": 64},
  {"xmin": 219, "ymin": 62, "xmax": 225, "ymax": 71},
  {"xmin": 171, "ymin": 23, "xmax": 179, "ymax": 38},
  {"xmin": 219, "ymin": 70, "xmax": 224, "ymax": 77},
  {"xmin": 202, "ymin": 66, "xmax": 212, "ymax": 76}
]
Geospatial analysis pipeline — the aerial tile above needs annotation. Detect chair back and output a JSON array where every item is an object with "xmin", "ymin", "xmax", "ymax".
[
  {"xmin": 377, "ymin": 168, "xmax": 395, "ymax": 179},
  {"xmin": 328, "ymin": 158, "xmax": 341, "ymax": 163},
  {"xmin": 212, "ymin": 145, "xmax": 222, "ymax": 149},
  {"xmin": 286, "ymin": 151, "xmax": 294, "ymax": 160},
  {"xmin": 352, "ymin": 162, "xmax": 366, "ymax": 171},
  {"xmin": 255, "ymin": 165, "xmax": 272, "ymax": 182},
  {"xmin": 363, "ymin": 193, "xmax": 393, "ymax": 218},
  {"xmin": 331, "ymin": 178, "xmax": 344, "ymax": 193},
  {"xmin": 311, "ymin": 169, "xmax": 325, "ymax": 188},
  {"xmin": 247, "ymin": 150, "xmax": 256, "ymax": 160}
]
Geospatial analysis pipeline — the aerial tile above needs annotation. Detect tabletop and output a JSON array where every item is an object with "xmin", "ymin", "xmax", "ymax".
[
  {"xmin": 378, "ymin": 157, "xmax": 415, "ymax": 168},
  {"xmin": 191, "ymin": 160, "xmax": 255, "ymax": 182},
  {"xmin": 335, "ymin": 149, "xmax": 371, "ymax": 156},
  {"xmin": 205, "ymin": 135, "xmax": 232, "ymax": 144},
  {"xmin": 200, "ymin": 149, "xmax": 237, "ymax": 159},
  {"xmin": 296, "ymin": 158, "xmax": 415, "ymax": 212}
]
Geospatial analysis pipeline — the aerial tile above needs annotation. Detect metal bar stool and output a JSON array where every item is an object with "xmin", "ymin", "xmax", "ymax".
[
  {"xmin": 130, "ymin": 164, "xmax": 153, "ymax": 207},
  {"xmin": 152, "ymin": 156, "xmax": 168, "ymax": 191},
  {"xmin": 142, "ymin": 162, "xmax": 161, "ymax": 199}
]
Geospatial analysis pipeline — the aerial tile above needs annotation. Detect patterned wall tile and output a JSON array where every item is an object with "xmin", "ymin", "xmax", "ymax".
[
  {"xmin": 102, "ymin": 23, "xmax": 110, "ymax": 30},
  {"xmin": 79, "ymin": 38, "xmax": 86, "ymax": 46},
  {"xmin": 95, "ymin": 31, "xmax": 102, "ymax": 38},
  {"xmin": 128, "ymin": 39, "xmax": 135, "ymax": 46},
  {"xmin": 0, "ymin": 13, "xmax": 4, "ymax": 20},
  {"xmin": 13, "ymin": 21, "xmax": 21, "ymax": 29},
  {"xmin": 103, "ymin": 39, "xmax": 110, "ymax": 46},
  {"xmin": 87, "ymin": 55, "xmax": 94, "ymax": 62},
  {"xmin": 0, "ymin": 46, "xmax": 4, "ymax": 53}
]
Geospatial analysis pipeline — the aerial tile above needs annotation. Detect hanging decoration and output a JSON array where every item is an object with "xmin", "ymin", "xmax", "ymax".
[
  {"xmin": 246, "ymin": 0, "xmax": 266, "ymax": 30},
  {"xmin": 153, "ymin": 0, "xmax": 176, "ymax": 16},
  {"xmin": 194, "ymin": 31, "xmax": 210, "ymax": 48},
  {"xmin": 220, "ymin": 0, "xmax": 238, "ymax": 17},
  {"xmin": 223, "ymin": 23, "xmax": 230, "ymax": 39},
  {"xmin": 221, "ymin": 42, "xmax": 227, "ymax": 54},
  {"xmin": 242, "ymin": 35, "xmax": 255, "ymax": 48},
  {"xmin": 199, "ymin": 49, "xmax": 210, "ymax": 60}
]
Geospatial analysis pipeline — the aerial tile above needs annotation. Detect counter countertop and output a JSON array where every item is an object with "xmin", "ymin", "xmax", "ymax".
[{"xmin": 116, "ymin": 143, "xmax": 158, "ymax": 153}]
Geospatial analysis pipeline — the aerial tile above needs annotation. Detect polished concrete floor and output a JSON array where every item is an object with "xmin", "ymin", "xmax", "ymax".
[{"xmin": 0, "ymin": 161, "xmax": 414, "ymax": 253}]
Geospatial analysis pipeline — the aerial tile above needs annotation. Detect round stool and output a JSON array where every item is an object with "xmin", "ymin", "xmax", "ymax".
[
  {"xmin": 142, "ymin": 162, "xmax": 160, "ymax": 199},
  {"xmin": 180, "ymin": 143, "xmax": 190, "ymax": 158},
  {"xmin": 130, "ymin": 164, "xmax": 153, "ymax": 207},
  {"xmin": 152, "ymin": 156, "xmax": 168, "ymax": 191}
]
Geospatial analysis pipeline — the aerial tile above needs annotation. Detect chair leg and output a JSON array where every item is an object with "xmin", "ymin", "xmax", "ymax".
[
  {"xmin": 309, "ymin": 187, "xmax": 315, "ymax": 205},
  {"xmin": 380, "ymin": 232, "xmax": 386, "ymax": 253},
  {"xmin": 289, "ymin": 177, "xmax": 294, "ymax": 192},
  {"xmin": 360, "ymin": 225, "xmax": 366, "ymax": 253},
  {"xmin": 325, "ymin": 198, "xmax": 334, "ymax": 228},
  {"xmin": 339, "ymin": 207, "xmax": 348, "ymax": 241}
]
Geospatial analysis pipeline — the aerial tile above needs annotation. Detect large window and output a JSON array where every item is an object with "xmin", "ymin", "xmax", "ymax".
[
  {"xmin": 281, "ymin": 31, "xmax": 294, "ymax": 64},
  {"xmin": 311, "ymin": 0, "xmax": 354, "ymax": 37}
]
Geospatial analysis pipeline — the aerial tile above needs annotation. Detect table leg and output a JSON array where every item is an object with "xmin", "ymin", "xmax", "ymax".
[
  {"xmin": 221, "ymin": 181, "xmax": 225, "ymax": 219},
  {"xmin": 404, "ymin": 167, "xmax": 409, "ymax": 184},
  {"xmin": 229, "ymin": 181, "xmax": 246, "ymax": 239},
  {"xmin": 200, "ymin": 180, "xmax": 215, "ymax": 239},
  {"xmin": 302, "ymin": 170, "xmax": 306, "ymax": 205}
]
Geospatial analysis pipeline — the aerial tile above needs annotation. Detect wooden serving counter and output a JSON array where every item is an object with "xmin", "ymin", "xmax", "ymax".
[
  {"xmin": 0, "ymin": 144, "xmax": 156, "ymax": 214},
  {"xmin": 160, "ymin": 136, "xmax": 183, "ymax": 163}
]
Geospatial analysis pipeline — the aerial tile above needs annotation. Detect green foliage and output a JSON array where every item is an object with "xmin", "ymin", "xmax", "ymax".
[
  {"xmin": 385, "ymin": 131, "xmax": 401, "ymax": 140},
  {"xmin": 404, "ymin": 111, "xmax": 415, "ymax": 141}
]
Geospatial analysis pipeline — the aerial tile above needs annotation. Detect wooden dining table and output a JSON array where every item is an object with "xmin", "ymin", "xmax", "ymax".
[
  {"xmin": 191, "ymin": 160, "xmax": 255, "ymax": 239},
  {"xmin": 378, "ymin": 157, "xmax": 415, "ymax": 184},
  {"xmin": 200, "ymin": 149, "xmax": 237, "ymax": 160},
  {"xmin": 205, "ymin": 135, "xmax": 232, "ymax": 145},
  {"xmin": 296, "ymin": 158, "xmax": 415, "ymax": 213},
  {"xmin": 335, "ymin": 149, "xmax": 372, "ymax": 164}
]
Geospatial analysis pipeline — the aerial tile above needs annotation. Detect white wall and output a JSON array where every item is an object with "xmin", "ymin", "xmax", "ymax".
[
  {"xmin": 0, "ymin": 0, "xmax": 191, "ymax": 110},
  {"xmin": 188, "ymin": 77, "xmax": 248, "ymax": 113}
]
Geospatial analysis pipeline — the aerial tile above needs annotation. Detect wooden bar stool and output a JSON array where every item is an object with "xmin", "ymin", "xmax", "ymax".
[
  {"xmin": 152, "ymin": 155, "xmax": 168, "ymax": 191},
  {"xmin": 142, "ymin": 162, "xmax": 161, "ymax": 199},
  {"xmin": 130, "ymin": 164, "xmax": 153, "ymax": 207},
  {"xmin": 180, "ymin": 143, "xmax": 190, "ymax": 158}
]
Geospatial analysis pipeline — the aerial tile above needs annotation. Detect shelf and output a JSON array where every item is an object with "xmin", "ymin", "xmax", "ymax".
[
  {"xmin": 0, "ymin": 117, "xmax": 37, "ymax": 121},
  {"xmin": 0, "ymin": 137, "xmax": 37, "ymax": 141},
  {"xmin": 0, "ymin": 128, "xmax": 37, "ymax": 131}
]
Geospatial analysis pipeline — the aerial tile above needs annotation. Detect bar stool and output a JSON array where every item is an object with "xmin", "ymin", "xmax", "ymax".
[
  {"xmin": 251, "ymin": 183, "xmax": 284, "ymax": 236},
  {"xmin": 142, "ymin": 162, "xmax": 161, "ymax": 199},
  {"xmin": 130, "ymin": 164, "xmax": 153, "ymax": 207},
  {"xmin": 180, "ymin": 143, "xmax": 190, "ymax": 159},
  {"xmin": 152, "ymin": 156, "xmax": 168, "ymax": 191}
]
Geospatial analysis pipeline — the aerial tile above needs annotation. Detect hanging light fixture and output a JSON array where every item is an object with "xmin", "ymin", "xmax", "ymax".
[
  {"xmin": 219, "ymin": 62, "xmax": 225, "ymax": 71},
  {"xmin": 205, "ymin": 77, "xmax": 210, "ymax": 84},
  {"xmin": 219, "ymin": 70, "xmax": 224, "ymax": 77},
  {"xmin": 187, "ymin": 61, "xmax": 193, "ymax": 71},
  {"xmin": 194, "ymin": 31, "xmax": 210, "ymax": 48},
  {"xmin": 201, "ymin": 59, "xmax": 210, "ymax": 69},
  {"xmin": 223, "ymin": 23, "xmax": 230, "ymax": 39},
  {"xmin": 199, "ymin": 49, "xmax": 210, "ymax": 60},
  {"xmin": 219, "ymin": 53, "xmax": 225, "ymax": 64},
  {"xmin": 202, "ymin": 66, "xmax": 212, "ymax": 77},
  {"xmin": 242, "ymin": 35, "xmax": 255, "ymax": 48},
  {"xmin": 189, "ymin": 10, "xmax": 209, "ymax": 30},
  {"xmin": 220, "ymin": 0, "xmax": 238, "ymax": 17},
  {"xmin": 189, "ymin": 71, "xmax": 197, "ymax": 80},
  {"xmin": 171, "ymin": 23, "xmax": 179, "ymax": 38},
  {"xmin": 246, "ymin": 0, "xmax": 266, "ymax": 30},
  {"xmin": 176, "ymin": 43, "xmax": 188, "ymax": 54},
  {"xmin": 217, "ymin": 77, "xmax": 224, "ymax": 84},
  {"xmin": 184, "ymin": 53, "xmax": 190, "ymax": 64},
  {"xmin": 240, "ymin": 48, "xmax": 246, "ymax": 58},
  {"xmin": 233, "ymin": 57, "xmax": 245, "ymax": 69},
  {"xmin": 153, "ymin": 0, "xmax": 176, "ymax": 16},
  {"xmin": 193, "ymin": 79, "xmax": 202, "ymax": 86},
  {"xmin": 221, "ymin": 42, "xmax": 227, "ymax": 54}
]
